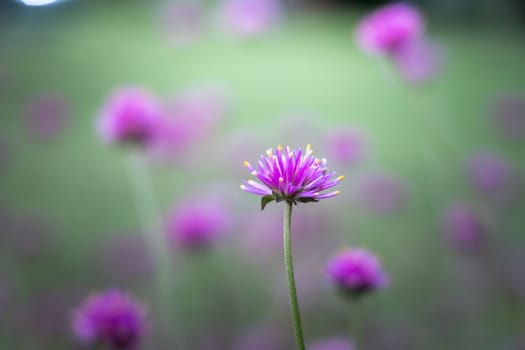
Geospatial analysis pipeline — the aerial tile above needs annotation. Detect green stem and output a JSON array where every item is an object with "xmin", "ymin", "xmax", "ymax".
[
  {"xmin": 283, "ymin": 201, "xmax": 306, "ymax": 350},
  {"xmin": 126, "ymin": 152, "xmax": 188, "ymax": 350}
]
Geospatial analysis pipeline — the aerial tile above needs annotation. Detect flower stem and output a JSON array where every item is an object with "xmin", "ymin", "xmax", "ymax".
[{"xmin": 283, "ymin": 201, "xmax": 306, "ymax": 350}]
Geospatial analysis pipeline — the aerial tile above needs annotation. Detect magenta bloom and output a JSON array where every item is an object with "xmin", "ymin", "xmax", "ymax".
[
  {"xmin": 326, "ymin": 248, "xmax": 388, "ymax": 298},
  {"xmin": 220, "ymin": 0, "xmax": 281, "ymax": 37},
  {"xmin": 356, "ymin": 3, "xmax": 424, "ymax": 56},
  {"xmin": 393, "ymin": 39, "xmax": 441, "ymax": 85},
  {"xmin": 72, "ymin": 289, "xmax": 147, "ymax": 349},
  {"xmin": 443, "ymin": 203, "xmax": 485, "ymax": 252},
  {"xmin": 97, "ymin": 87, "xmax": 163, "ymax": 147},
  {"xmin": 325, "ymin": 128, "xmax": 366, "ymax": 166},
  {"xmin": 467, "ymin": 152, "xmax": 516, "ymax": 204},
  {"xmin": 241, "ymin": 145, "xmax": 343, "ymax": 209},
  {"xmin": 165, "ymin": 198, "xmax": 230, "ymax": 251},
  {"xmin": 310, "ymin": 337, "xmax": 355, "ymax": 350},
  {"xmin": 492, "ymin": 94, "xmax": 525, "ymax": 140},
  {"xmin": 25, "ymin": 93, "xmax": 69, "ymax": 140}
]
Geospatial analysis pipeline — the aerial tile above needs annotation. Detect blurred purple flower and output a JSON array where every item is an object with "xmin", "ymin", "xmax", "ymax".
[
  {"xmin": 101, "ymin": 233, "xmax": 156, "ymax": 284},
  {"xmin": 442, "ymin": 203, "xmax": 486, "ymax": 253},
  {"xmin": 97, "ymin": 87, "xmax": 163, "ymax": 147},
  {"xmin": 356, "ymin": 3, "xmax": 424, "ymax": 56},
  {"xmin": 393, "ymin": 39, "xmax": 442, "ymax": 85},
  {"xmin": 241, "ymin": 144, "xmax": 343, "ymax": 209},
  {"xmin": 359, "ymin": 173, "xmax": 406, "ymax": 214},
  {"xmin": 310, "ymin": 337, "xmax": 355, "ymax": 350},
  {"xmin": 165, "ymin": 197, "xmax": 231, "ymax": 251},
  {"xmin": 24, "ymin": 93, "xmax": 70, "ymax": 140},
  {"xmin": 150, "ymin": 85, "xmax": 229, "ymax": 160},
  {"xmin": 492, "ymin": 94, "xmax": 525, "ymax": 140},
  {"xmin": 467, "ymin": 151, "xmax": 517, "ymax": 204},
  {"xmin": 161, "ymin": 1, "xmax": 206, "ymax": 47},
  {"xmin": 233, "ymin": 324, "xmax": 290, "ymax": 350},
  {"xmin": 325, "ymin": 128, "xmax": 366, "ymax": 166},
  {"xmin": 326, "ymin": 247, "xmax": 389, "ymax": 298},
  {"xmin": 72, "ymin": 289, "xmax": 147, "ymax": 349},
  {"xmin": 220, "ymin": 0, "xmax": 281, "ymax": 38}
]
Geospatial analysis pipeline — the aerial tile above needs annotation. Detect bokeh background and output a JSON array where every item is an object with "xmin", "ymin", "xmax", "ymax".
[{"xmin": 1, "ymin": 0, "xmax": 525, "ymax": 349}]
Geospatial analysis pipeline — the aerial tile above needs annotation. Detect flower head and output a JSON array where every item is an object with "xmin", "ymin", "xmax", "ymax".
[
  {"xmin": 356, "ymin": 3, "xmax": 424, "ymax": 56},
  {"xmin": 220, "ymin": 0, "xmax": 281, "ymax": 38},
  {"xmin": 72, "ymin": 289, "xmax": 147, "ymax": 349},
  {"xmin": 326, "ymin": 248, "xmax": 388, "ymax": 298},
  {"xmin": 241, "ymin": 144, "xmax": 343, "ymax": 209},
  {"xmin": 443, "ymin": 203, "xmax": 485, "ymax": 253},
  {"xmin": 325, "ymin": 128, "xmax": 366, "ymax": 166},
  {"xmin": 97, "ymin": 87, "xmax": 163, "ymax": 147},
  {"xmin": 392, "ymin": 39, "xmax": 442, "ymax": 85},
  {"xmin": 310, "ymin": 337, "xmax": 355, "ymax": 350},
  {"xmin": 165, "ymin": 198, "xmax": 230, "ymax": 251}
]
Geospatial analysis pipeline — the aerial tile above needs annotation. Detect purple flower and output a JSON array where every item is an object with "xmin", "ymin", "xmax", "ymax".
[
  {"xmin": 492, "ymin": 93, "xmax": 525, "ymax": 140},
  {"xmin": 165, "ymin": 198, "xmax": 230, "ymax": 251},
  {"xmin": 161, "ymin": 1, "xmax": 206, "ymax": 47},
  {"xmin": 24, "ymin": 93, "xmax": 69, "ymax": 140},
  {"xmin": 325, "ymin": 128, "xmax": 366, "ymax": 166},
  {"xmin": 356, "ymin": 3, "xmax": 424, "ymax": 56},
  {"xmin": 72, "ymin": 289, "xmax": 147, "ymax": 349},
  {"xmin": 97, "ymin": 87, "xmax": 163, "ymax": 147},
  {"xmin": 241, "ymin": 144, "xmax": 343, "ymax": 209},
  {"xmin": 220, "ymin": 0, "xmax": 281, "ymax": 38},
  {"xmin": 326, "ymin": 248, "xmax": 389, "ymax": 298},
  {"xmin": 359, "ymin": 173, "xmax": 406, "ymax": 214},
  {"xmin": 467, "ymin": 151, "xmax": 517, "ymax": 204},
  {"xmin": 442, "ymin": 203, "xmax": 486, "ymax": 252},
  {"xmin": 392, "ymin": 39, "xmax": 442, "ymax": 85},
  {"xmin": 310, "ymin": 337, "xmax": 355, "ymax": 350}
]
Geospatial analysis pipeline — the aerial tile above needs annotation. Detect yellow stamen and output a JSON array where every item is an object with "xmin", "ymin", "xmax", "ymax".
[
  {"xmin": 279, "ymin": 177, "xmax": 284, "ymax": 183},
  {"xmin": 338, "ymin": 175, "xmax": 345, "ymax": 181},
  {"xmin": 240, "ymin": 184, "xmax": 246, "ymax": 190},
  {"xmin": 277, "ymin": 144, "xmax": 283, "ymax": 151},
  {"xmin": 266, "ymin": 148, "xmax": 273, "ymax": 157},
  {"xmin": 306, "ymin": 144, "xmax": 312, "ymax": 152},
  {"xmin": 335, "ymin": 190, "xmax": 341, "ymax": 195},
  {"xmin": 243, "ymin": 160, "xmax": 251, "ymax": 168}
]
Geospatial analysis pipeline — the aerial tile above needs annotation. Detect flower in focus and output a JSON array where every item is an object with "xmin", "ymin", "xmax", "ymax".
[
  {"xmin": 165, "ymin": 198, "xmax": 230, "ymax": 251},
  {"xmin": 325, "ymin": 128, "xmax": 366, "ymax": 166},
  {"xmin": 310, "ymin": 337, "xmax": 355, "ymax": 350},
  {"xmin": 161, "ymin": 0, "xmax": 206, "ymax": 47},
  {"xmin": 442, "ymin": 203, "xmax": 486, "ymax": 253},
  {"xmin": 467, "ymin": 151, "xmax": 518, "ymax": 205},
  {"xmin": 220, "ymin": 0, "xmax": 281, "ymax": 38},
  {"xmin": 356, "ymin": 3, "xmax": 424, "ymax": 56},
  {"xmin": 97, "ymin": 87, "xmax": 163, "ymax": 147},
  {"xmin": 326, "ymin": 247, "xmax": 389, "ymax": 298},
  {"xmin": 359, "ymin": 173, "xmax": 406, "ymax": 214},
  {"xmin": 392, "ymin": 39, "xmax": 442, "ymax": 85},
  {"xmin": 24, "ymin": 93, "xmax": 70, "ymax": 140},
  {"xmin": 241, "ymin": 144, "xmax": 343, "ymax": 210},
  {"xmin": 492, "ymin": 93, "xmax": 525, "ymax": 140},
  {"xmin": 72, "ymin": 289, "xmax": 147, "ymax": 349}
]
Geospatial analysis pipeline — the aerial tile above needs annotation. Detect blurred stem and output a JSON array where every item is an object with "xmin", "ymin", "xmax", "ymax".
[
  {"xmin": 283, "ymin": 201, "xmax": 306, "ymax": 350},
  {"xmin": 126, "ymin": 152, "xmax": 188, "ymax": 350},
  {"xmin": 348, "ymin": 301, "xmax": 362, "ymax": 348}
]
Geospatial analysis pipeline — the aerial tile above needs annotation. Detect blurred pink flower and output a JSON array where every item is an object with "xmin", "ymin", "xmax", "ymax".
[
  {"xmin": 393, "ymin": 39, "xmax": 442, "ymax": 85},
  {"xmin": 492, "ymin": 93, "xmax": 525, "ymax": 140},
  {"xmin": 24, "ymin": 93, "xmax": 70, "ymax": 140},
  {"xmin": 165, "ymin": 196, "xmax": 231, "ymax": 251},
  {"xmin": 442, "ymin": 203, "xmax": 486, "ymax": 253},
  {"xmin": 161, "ymin": 1, "xmax": 206, "ymax": 47},
  {"xmin": 97, "ymin": 86, "xmax": 164, "ymax": 147},
  {"xmin": 356, "ymin": 3, "xmax": 424, "ymax": 56},
  {"xmin": 359, "ymin": 173, "xmax": 406, "ymax": 214},
  {"xmin": 220, "ymin": 0, "xmax": 281, "ymax": 38},
  {"xmin": 325, "ymin": 128, "xmax": 366, "ymax": 166}
]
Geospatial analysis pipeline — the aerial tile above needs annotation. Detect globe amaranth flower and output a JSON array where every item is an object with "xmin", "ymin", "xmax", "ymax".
[
  {"xmin": 165, "ymin": 198, "xmax": 230, "ymax": 251},
  {"xmin": 97, "ymin": 87, "xmax": 163, "ymax": 147},
  {"xmin": 326, "ymin": 248, "xmax": 388, "ymax": 298},
  {"xmin": 72, "ymin": 289, "xmax": 147, "ymax": 349},
  {"xmin": 241, "ymin": 144, "xmax": 343, "ymax": 210},
  {"xmin": 443, "ymin": 203, "xmax": 486, "ymax": 253},
  {"xmin": 325, "ymin": 128, "xmax": 366, "ymax": 166},
  {"xmin": 220, "ymin": 0, "xmax": 281, "ymax": 38},
  {"xmin": 310, "ymin": 337, "xmax": 355, "ymax": 350},
  {"xmin": 356, "ymin": 3, "xmax": 424, "ymax": 56}
]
